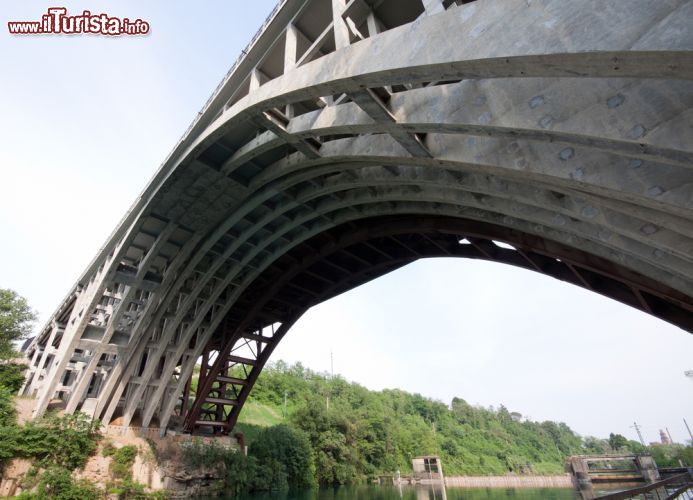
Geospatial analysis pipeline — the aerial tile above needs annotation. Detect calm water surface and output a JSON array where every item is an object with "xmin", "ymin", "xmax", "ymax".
[{"xmin": 229, "ymin": 485, "xmax": 580, "ymax": 499}]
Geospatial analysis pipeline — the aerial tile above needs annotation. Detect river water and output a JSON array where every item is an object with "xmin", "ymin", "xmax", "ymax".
[{"xmin": 230, "ymin": 484, "xmax": 580, "ymax": 499}]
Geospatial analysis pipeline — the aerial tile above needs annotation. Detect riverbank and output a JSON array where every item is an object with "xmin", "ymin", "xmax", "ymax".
[
  {"xmin": 226, "ymin": 484, "xmax": 580, "ymax": 499},
  {"xmin": 444, "ymin": 474, "xmax": 574, "ymax": 488}
]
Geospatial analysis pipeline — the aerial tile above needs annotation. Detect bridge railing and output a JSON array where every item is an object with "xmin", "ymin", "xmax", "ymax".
[
  {"xmin": 174, "ymin": 0, "xmax": 289, "ymax": 157},
  {"xmin": 595, "ymin": 472, "xmax": 693, "ymax": 499}
]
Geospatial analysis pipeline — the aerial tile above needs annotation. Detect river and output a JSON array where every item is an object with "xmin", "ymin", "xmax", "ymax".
[{"xmin": 227, "ymin": 484, "xmax": 580, "ymax": 499}]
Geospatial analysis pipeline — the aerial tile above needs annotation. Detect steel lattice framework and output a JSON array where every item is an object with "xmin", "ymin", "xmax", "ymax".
[{"xmin": 21, "ymin": 0, "xmax": 693, "ymax": 436}]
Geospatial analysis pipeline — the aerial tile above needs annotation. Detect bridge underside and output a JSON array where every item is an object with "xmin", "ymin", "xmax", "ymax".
[
  {"xmin": 21, "ymin": 0, "xmax": 693, "ymax": 437},
  {"xmin": 174, "ymin": 214, "xmax": 693, "ymax": 433}
]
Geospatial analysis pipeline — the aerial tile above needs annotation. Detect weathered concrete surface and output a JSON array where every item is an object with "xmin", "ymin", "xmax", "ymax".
[
  {"xmin": 445, "ymin": 475, "xmax": 573, "ymax": 488},
  {"xmin": 20, "ymin": 0, "xmax": 693, "ymax": 435}
]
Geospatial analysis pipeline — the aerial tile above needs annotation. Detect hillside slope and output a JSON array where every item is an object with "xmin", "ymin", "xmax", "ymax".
[{"xmin": 236, "ymin": 361, "xmax": 583, "ymax": 480}]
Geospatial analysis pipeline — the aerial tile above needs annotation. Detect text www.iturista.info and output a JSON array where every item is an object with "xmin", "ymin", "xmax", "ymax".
[{"xmin": 8, "ymin": 7, "xmax": 149, "ymax": 36}]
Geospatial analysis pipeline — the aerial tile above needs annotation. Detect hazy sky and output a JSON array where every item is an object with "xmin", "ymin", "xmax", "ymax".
[{"xmin": 1, "ymin": 1, "xmax": 691, "ymax": 445}]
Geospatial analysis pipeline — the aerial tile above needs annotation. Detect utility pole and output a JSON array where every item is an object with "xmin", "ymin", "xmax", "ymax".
[
  {"xmin": 684, "ymin": 418, "xmax": 693, "ymax": 443},
  {"xmin": 326, "ymin": 350, "xmax": 333, "ymax": 411},
  {"xmin": 283, "ymin": 390, "xmax": 287, "ymax": 418},
  {"xmin": 631, "ymin": 422, "xmax": 646, "ymax": 447},
  {"xmin": 666, "ymin": 427, "xmax": 674, "ymax": 445}
]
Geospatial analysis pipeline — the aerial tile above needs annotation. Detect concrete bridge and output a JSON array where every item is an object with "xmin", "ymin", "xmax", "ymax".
[{"xmin": 20, "ymin": 0, "xmax": 693, "ymax": 436}]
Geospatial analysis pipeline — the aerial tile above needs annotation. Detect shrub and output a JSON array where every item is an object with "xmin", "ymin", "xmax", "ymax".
[
  {"xmin": 1, "ymin": 412, "xmax": 101, "ymax": 470},
  {"xmin": 101, "ymin": 440, "xmax": 116, "ymax": 457},
  {"xmin": 110, "ymin": 445, "xmax": 137, "ymax": 480},
  {"xmin": 181, "ymin": 438, "xmax": 229, "ymax": 470},
  {"xmin": 18, "ymin": 466, "xmax": 103, "ymax": 500},
  {"xmin": 249, "ymin": 424, "xmax": 315, "ymax": 491},
  {"xmin": 0, "ymin": 386, "xmax": 17, "ymax": 426},
  {"xmin": 650, "ymin": 444, "xmax": 693, "ymax": 467},
  {"xmin": 222, "ymin": 451, "xmax": 259, "ymax": 496},
  {"xmin": 107, "ymin": 478, "xmax": 165, "ymax": 499},
  {"xmin": 0, "ymin": 363, "xmax": 27, "ymax": 392}
]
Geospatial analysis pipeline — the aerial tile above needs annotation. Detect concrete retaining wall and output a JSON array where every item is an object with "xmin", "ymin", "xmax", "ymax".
[{"xmin": 445, "ymin": 474, "xmax": 574, "ymax": 488}]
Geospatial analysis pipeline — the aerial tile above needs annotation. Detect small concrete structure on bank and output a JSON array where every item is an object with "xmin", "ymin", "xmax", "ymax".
[{"xmin": 412, "ymin": 455, "xmax": 444, "ymax": 483}]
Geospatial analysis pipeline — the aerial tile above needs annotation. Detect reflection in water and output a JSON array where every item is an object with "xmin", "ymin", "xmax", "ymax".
[
  {"xmin": 230, "ymin": 484, "xmax": 579, "ymax": 499},
  {"xmin": 414, "ymin": 483, "xmax": 447, "ymax": 500}
]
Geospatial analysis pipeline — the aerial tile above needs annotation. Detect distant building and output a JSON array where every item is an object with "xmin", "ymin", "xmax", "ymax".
[{"xmin": 660, "ymin": 429, "xmax": 672, "ymax": 445}]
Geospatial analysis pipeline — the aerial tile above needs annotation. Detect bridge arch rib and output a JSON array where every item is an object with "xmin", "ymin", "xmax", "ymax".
[
  {"xmin": 171, "ymin": 214, "xmax": 693, "ymax": 434},
  {"xmin": 21, "ymin": 0, "xmax": 693, "ymax": 437}
]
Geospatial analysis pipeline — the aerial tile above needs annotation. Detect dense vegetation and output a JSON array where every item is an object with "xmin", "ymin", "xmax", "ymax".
[
  {"xmin": 0, "ymin": 412, "xmax": 101, "ymax": 470},
  {"xmin": 0, "ymin": 385, "xmax": 161, "ymax": 499},
  {"xmin": 233, "ymin": 361, "xmax": 693, "ymax": 488},
  {"xmin": 232, "ymin": 361, "xmax": 584, "ymax": 485},
  {"xmin": 0, "ymin": 362, "xmax": 158, "ymax": 498},
  {"xmin": 181, "ymin": 424, "xmax": 315, "ymax": 494},
  {"xmin": 0, "ymin": 288, "xmax": 36, "ymax": 362},
  {"xmin": 0, "ymin": 363, "xmax": 105, "ymax": 498},
  {"xmin": 650, "ymin": 443, "xmax": 693, "ymax": 467}
]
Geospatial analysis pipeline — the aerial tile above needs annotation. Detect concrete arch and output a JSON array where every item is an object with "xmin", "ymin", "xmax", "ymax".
[
  {"xmin": 176, "ymin": 213, "xmax": 693, "ymax": 433},
  {"xmin": 21, "ymin": 0, "xmax": 693, "ymax": 438}
]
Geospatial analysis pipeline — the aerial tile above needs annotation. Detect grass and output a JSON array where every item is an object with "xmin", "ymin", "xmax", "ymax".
[
  {"xmin": 237, "ymin": 401, "xmax": 284, "ymax": 427},
  {"xmin": 233, "ymin": 402, "xmax": 285, "ymax": 447}
]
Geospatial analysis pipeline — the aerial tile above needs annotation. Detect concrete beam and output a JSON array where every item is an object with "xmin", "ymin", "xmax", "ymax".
[
  {"xmin": 256, "ymin": 110, "xmax": 321, "ymax": 159},
  {"xmin": 296, "ymin": 22, "xmax": 334, "ymax": 67},
  {"xmin": 350, "ymin": 88, "xmax": 431, "ymax": 158}
]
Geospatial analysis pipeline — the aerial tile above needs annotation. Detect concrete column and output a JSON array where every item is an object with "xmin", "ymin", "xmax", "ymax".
[
  {"xmin": 65, "ymin": 222, "xmax": 177, "ymax": 415},
  {"xmin": 32, "ymin": 266, "xmax": 112, "ymax": 418},
  {"xmin": 19, "ymin": 347, "xmax": 43, "ymax": 395},
  {"xmin": 100, "ymin": 357, "xmax": 138, "ymax": 425},
  {"xmin": 29, "ymin": 347, "xmax": 41, "ymax": 368},
  {"xmin": 157, "ymin": 352, "xmax": 199, "ymax": 435},
  {"xmin": 94, "ymin": 231, "xmax": 202, "ymax": 423},
  {"xmin": 366, "ymin": 11, "xmax": 381, "ymax": 37},
  {"xmin": 635, "ymin": 456, "xmax": 660, "ymax": 483},
  {"xmin": 285, "ymin": 24, "xmax": 298, "ymax": 71},
  {"xmin": 27, "ymin": 323, "xmax": 63, "ymax": 396},
  {"xmin": 250, "ymin": 68, "xmax": 262, "ymax": 92},
  {"xmin": 332, "ymin": 0, "xmax": 349, "ymax": 49},
  {"xmin": 423, "ymin": 0, "xmax": 446, "ymax": 16}
]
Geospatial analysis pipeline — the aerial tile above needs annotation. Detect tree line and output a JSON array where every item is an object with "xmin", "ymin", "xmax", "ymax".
[{"xmin": 1, "ymin": 288, "xmax": 691, "ymax": 496}]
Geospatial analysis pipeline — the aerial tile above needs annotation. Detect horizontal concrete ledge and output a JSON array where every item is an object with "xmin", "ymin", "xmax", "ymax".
[{"xmin": 444, "ymin": 474, "xmax": 574, "ymax": 488}]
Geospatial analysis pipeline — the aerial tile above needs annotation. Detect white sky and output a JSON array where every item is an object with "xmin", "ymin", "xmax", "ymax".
[{"xmin": 1, "ymin": 1, "xmax": 691, "ymax": 445}]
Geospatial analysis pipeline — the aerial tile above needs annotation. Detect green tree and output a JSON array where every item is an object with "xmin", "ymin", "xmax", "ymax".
[
  {"xmin": 626, "ymin": 439, "xmax": 646, "ymax": 454},
  {"xmin": 0, "ymin": 289, "xmax": 36, "ymax": 361},
  {"xmin": 0, "ymin": 363, "xmax": 29, "ymax": 392},
  {"xmin": 608, "ymin": 433, "xmax": 629, "ymax": 452},
  {"xmin": 650, "ymin": 443, "xmax": 693, "ymax": 467},
  {"xmin": 583, "ymin": 436, "xmax": 608, "ymax": 454},
  {"xmin": 244, "ymin": 361, "xmax": 590, "ymax": 478},
  {"xmin": 249, "ymin": 424, "xmax": 315, "ymax": 490}
]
